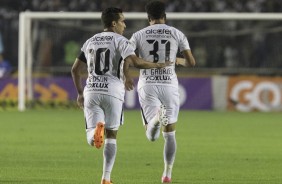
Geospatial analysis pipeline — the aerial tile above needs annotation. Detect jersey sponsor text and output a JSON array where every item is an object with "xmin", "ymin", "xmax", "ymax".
[{"xmin": 145, "ymin": 29, "xmax": 171, "ymax": 35}]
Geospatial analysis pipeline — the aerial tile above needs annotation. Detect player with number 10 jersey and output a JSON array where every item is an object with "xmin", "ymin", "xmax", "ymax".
[{"xmin": 82, "ymin": 32, "xmax": 134, "ymax": 101}]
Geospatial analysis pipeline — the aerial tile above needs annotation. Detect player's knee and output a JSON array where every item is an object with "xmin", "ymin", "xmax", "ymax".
[
  {"xmin": 105, "ymin": 129, "xmax": 118, "ymax": 139},
  {"xmin": 163, "ymin": 123, "xmax": 176, "ymax": 132}
]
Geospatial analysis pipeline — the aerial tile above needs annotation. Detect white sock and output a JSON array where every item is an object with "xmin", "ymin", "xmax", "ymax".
[
  {"xmin": 102, "ymin": 139, "xmax": 117, "ymax": 181},
  {"xmin": 86, "ymin": 128, "xmax": 95, "ymax": 146},
  {"xmin": 163, "ymin": 131, "xmax": 176, "ymax": 178},
  {"xmin": 146, "ymin": 114, "xmax": 161, "ymax": 141}
]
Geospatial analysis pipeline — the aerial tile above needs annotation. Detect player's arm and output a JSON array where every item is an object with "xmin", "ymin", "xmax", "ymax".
[
  {"xmin": 71, "ymin": 53, "xmax": 87, "ymax": 109},
  {"xmin": 123, "ymin": 59, "xmax": 135, "ymax": 91},
  {"xmin": 125, "ymin": 54, "xmax": 170, "ymax": 69},
  {"xmin": 123, "ymin": 55, "xmax": 172, "ymax": 91},
  {"xmin": 176, "ymin": 50, "xmax": 196, "ymax": 67}
]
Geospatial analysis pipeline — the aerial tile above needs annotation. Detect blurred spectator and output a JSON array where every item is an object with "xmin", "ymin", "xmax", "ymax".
[
  {"xmin": 224, "ymin": 45, "xmax": 239, "ymax": 68},
  {"xmin": 0, "ymin": 59, "xmax": 11, "ymax": 78},
  {"xmin": 0, "ymin": 32, "xmax": 3, "ymax": 57},
  {"xmin": 0, "ymin": 32, "xmax": 12, "ymax": 78},
  {"xmin": 3, "ymin": 0, "xmax": 280, "ymax": 13},
  {"xmin": 193, "ymin": 41, "xmax": 207, "ymax": 67},
  {"xmin": 250, "ymin": 31, "xmax": 267, "ymax": 67},
  {"xmin": 63, "ymin": 39, "xmax": 80, "ymax": 66}
]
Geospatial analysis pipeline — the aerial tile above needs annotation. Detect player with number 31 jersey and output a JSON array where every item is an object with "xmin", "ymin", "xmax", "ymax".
[
  {"xmin": 130, "ymin": 24, "xmax": 190, "ymax": 90},
  {"xmin": 129, "ymin": 1, "xmax": 196, "ymax": 183}
]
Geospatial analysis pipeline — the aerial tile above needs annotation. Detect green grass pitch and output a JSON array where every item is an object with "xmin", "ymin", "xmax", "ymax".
[{"xmin": 0, "ymin": 109, "xmax": 282, "ymax": 184}]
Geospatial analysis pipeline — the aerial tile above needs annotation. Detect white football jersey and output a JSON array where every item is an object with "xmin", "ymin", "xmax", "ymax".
[
  {"xmin": 82, "ymin": 32, "xmax": 135, "ymax": 101},
  {"xmin": 130, "ymin": 24, "xmax": 190, "ymax": 89}
]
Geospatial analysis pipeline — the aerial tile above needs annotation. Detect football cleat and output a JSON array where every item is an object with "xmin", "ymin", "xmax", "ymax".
[
  {"xmin": 101, "ymin": 179, "xmax": 113, "ymax": 184},
  {"xmin": 93, "ymin": 122, "xmax": 105, "ymax": 149},
  {"xmin": 161, "ymin": 176, "xmax": 171, "ymax": 183},
  {"xmin": 159, "ymin": 105, "xmax": 169, "ymax": 126}
]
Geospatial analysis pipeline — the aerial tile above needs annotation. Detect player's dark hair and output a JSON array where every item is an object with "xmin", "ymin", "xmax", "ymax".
[
  {"xmin": 101, "ymin": 7, "xmax": 123, "ymax": 28},
  {"xmin": 145, "ymin": 0, "xmax": 166, "ymax": 20}
]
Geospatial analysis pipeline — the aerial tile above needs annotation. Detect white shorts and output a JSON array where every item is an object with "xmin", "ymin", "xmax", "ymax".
[
  {"xmin": 83, "ymin": 93, "xmax": 124, "ymax": 130},
  {"xmin": 138, "ymin": 85, "xmax": 180, "ymax": 126}
]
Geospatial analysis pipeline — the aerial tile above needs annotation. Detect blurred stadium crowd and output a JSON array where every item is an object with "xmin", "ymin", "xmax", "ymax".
[
  {"xmin": 0, "ymin": 0, "xmax": 282, "ymax": 75},
  {"xmin": 1, "ymin": 0, "xmax": 282, "ymax": 12}
]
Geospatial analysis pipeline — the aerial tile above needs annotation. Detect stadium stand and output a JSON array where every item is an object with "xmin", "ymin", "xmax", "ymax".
[{"xmin": 0, "ymin": 0, "xmax": 282, "ymax": 70}]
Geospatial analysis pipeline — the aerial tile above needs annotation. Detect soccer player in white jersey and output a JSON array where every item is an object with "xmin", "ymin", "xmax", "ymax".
[
  {"xmin": 71, "ymin": 7, "xmax": 169, "ymax": 184},
  {"xmin": 130, "ymin": 1, "xmax": 196, "ymax": 183}
]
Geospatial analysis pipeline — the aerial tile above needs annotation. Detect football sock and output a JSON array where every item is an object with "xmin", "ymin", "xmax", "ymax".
[
  {"xmin": 86, "ymin": 128, "xmax": 95, "ymax": 146},
  {"xmin": 163, "ymin": 131, "xmax": 176, "ymax": 178},
  {"xmin": 146, "ymin": 114, "xmax": 161, "ymax": 141},
  {"xmin": 102, "ymin": 139, "xmax": 117, "ymax": 181}
]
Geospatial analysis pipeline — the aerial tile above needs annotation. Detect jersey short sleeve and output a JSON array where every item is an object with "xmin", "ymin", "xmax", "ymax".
[
  {"xmin": 129, "ymin": 33, "xmax": 138, "ymax": 50},
  {"xmin": 77, "ymin": 51, "xmax": 87, "ymax": 63},
  {"xmin": 116, "ymin": 36, "xmax": 135, "ymax": 59},
  {"xmin": 177, "ymin": 31, "xmax": 190, "ymax": 52}
]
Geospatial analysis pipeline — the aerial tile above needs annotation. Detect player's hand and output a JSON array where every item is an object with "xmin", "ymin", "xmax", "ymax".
[
  {"xmin": 156, "ymin": 61, "xmax": 173, "ymax": 68},
  {"xmin": 77, "ymin": 94, "xmax": 84, "ymax": 109},
  {"xmin": 175, "ymin": 58, "xmax": 187, "ymax": 67},
  {"xmin": 165, "ymin": 60, "xmax": 174, "ymax": 66},
  {"xmin": 125, "ymin": 77, "xmax": 134, "ymax": 91}
]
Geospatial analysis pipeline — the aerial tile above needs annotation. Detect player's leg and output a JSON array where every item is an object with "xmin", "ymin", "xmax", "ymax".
[
  {"xmin": 141, "ymin": 107, "xmax": 161, "ymax": 141},
  {"xmin": 145, "ymin": 104, "xmax": 169, "ymax": 141},
  {"xmin": 84, "ymin": 93, "xmax": 105, "ymax": 147},
  {"xmin": 162, "ymin": 124, "xmax": 176, "ymax": 183},
  {"xmin": 101, "ymin": 95, "xmax": 123, "ymax": 184},
  {"xmin": 138, "ymin": 86, "xmax": 164, "ymax": 141},
  {"xmin": 101, "ymin": 129, "xmax": 117, "ymax": 184},
  {"xmin": 160, "ymin": 87, "xmax": 179, "ymax": 183}
]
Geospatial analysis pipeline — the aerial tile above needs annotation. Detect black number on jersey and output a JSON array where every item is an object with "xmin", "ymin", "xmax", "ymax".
[
  {"xmin": 146, "ymin": 39, "xmax": 171, "ymax": 62},
  {"xmin": 92, "ymin": 48, "xmax": 110, "ymax": 75}
]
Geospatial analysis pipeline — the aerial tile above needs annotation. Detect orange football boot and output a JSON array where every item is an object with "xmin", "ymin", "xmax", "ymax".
[{"xmin": 93, "ymin": 122, "xmax": 105, "ymax": 149}]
